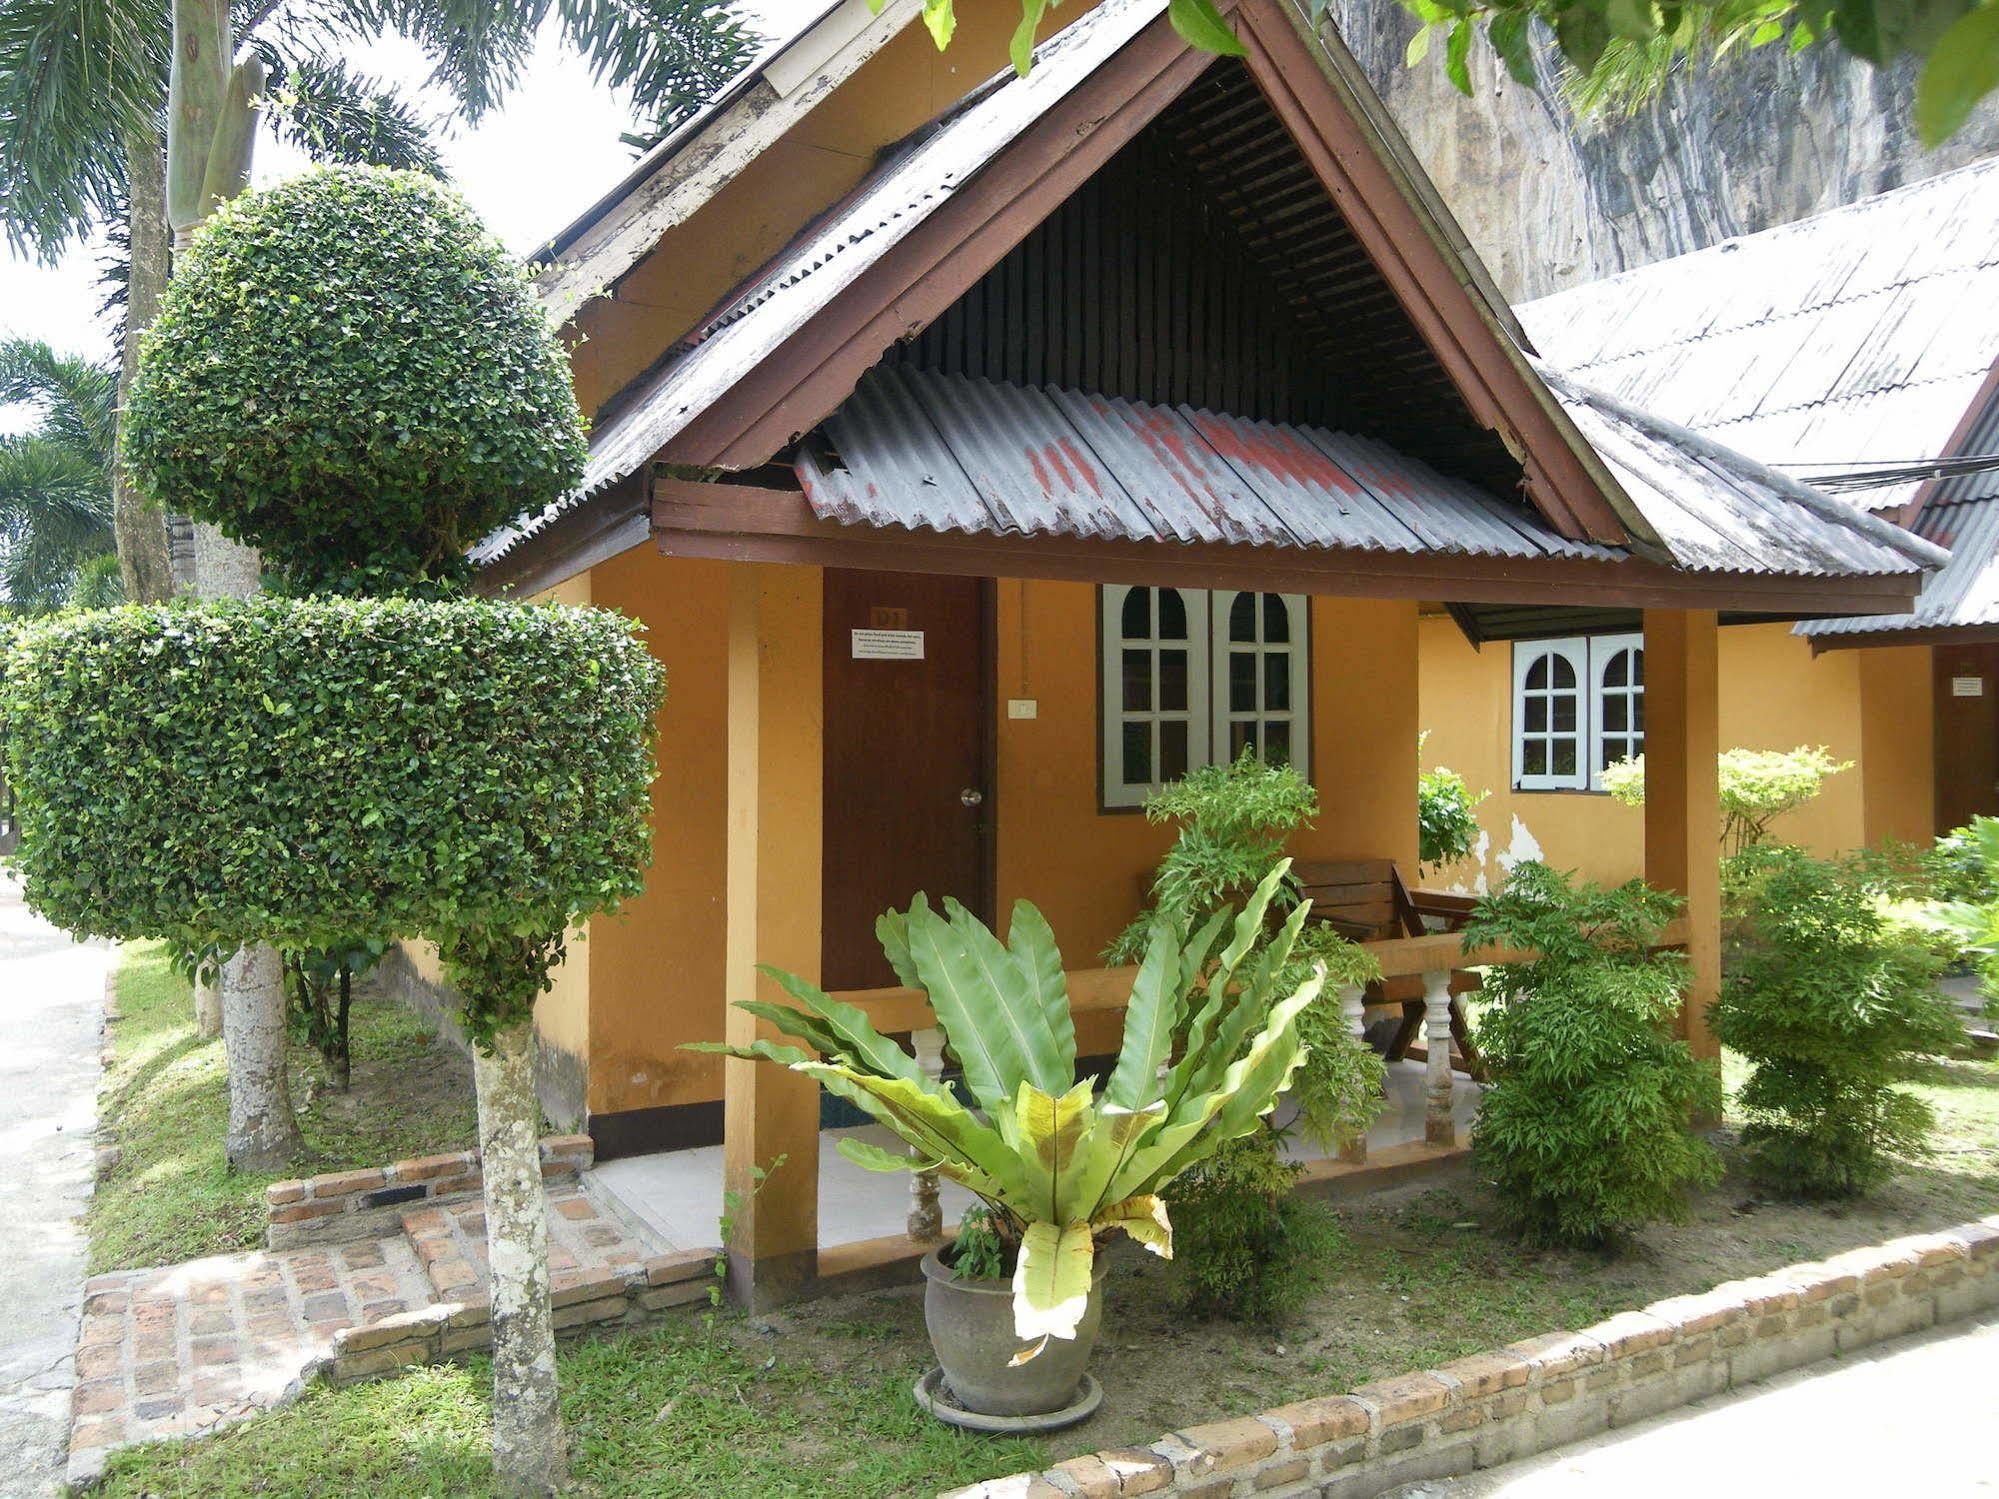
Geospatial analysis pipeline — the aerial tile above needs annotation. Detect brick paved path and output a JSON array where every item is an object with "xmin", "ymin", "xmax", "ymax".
[{"xmin": 67, "ymin": 1183, "xmax": 700, "ymax": 1487}]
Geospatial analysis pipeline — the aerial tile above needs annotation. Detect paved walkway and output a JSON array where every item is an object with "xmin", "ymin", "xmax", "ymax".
[
  {"xmin": 69, "ymin": 1181, "xmax": 687, "ymax": 1485},
  {"xmin": 1389, "ymin": 1310, "xmax": 1999, "ymax": 1497},
  {"xmin": 0, "ymin": 872, "xmax": 110, "ymax": 1498}
]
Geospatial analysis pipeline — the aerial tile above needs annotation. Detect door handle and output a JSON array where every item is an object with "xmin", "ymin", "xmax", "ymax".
[{"xmin": 960, "ymin": 787, "xmax": 984, "ymax": 808}]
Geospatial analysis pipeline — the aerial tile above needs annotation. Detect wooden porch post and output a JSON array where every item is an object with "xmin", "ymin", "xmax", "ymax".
[
  {"xmin": 723, "ymin": 563, "xmax": 823, "ymax": 1308},
  {"xmin": 1641, "ymin": 609, "xmax": 1722, "ymax": 1068}
]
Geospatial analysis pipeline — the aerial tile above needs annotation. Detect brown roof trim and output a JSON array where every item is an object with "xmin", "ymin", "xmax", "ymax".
[
  {"xmin": 1236, "ymin": 0, "xmax": 1639, "ymax": 550},
  {"xmin": 1902, "ymin": 351, "xmax": 1999, "ymax": 529},
  {"xmin": 1809, "ymin": 621, "xmax": 1999, "ymax": 654},
  {"xmin": 660, "ymin": 8, "xmax": 1214, "ymax": 471},
  {"xmin": 476, "ymin": 475, "xmax": 650, "ymax": 599},
  {"xmin": 650, "ymin": 0, "xmax": 1642, "ymax": 553},
  {"xmin": 653, "ymin": 478, "xmax": 1921, "ymax": 615}
]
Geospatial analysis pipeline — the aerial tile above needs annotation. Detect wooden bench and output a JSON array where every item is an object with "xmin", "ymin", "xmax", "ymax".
[{"xmin": 1292, "ymin": 859, "xmax": 1485, "ymax": 1079}]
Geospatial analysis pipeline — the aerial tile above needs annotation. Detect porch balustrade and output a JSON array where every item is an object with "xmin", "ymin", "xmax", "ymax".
[{"xmin": 832, "ymin": 917, "xmax": 1692, "ymax": 1200}]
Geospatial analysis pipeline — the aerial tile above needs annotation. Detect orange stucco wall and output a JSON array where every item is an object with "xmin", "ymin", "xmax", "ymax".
[
  {"xmin": 1416, "ymin": 614, "xmax": 1934, "ymax": 892},
  {"xmin": 580, "ymin": 565, "xmax": 1419, "ymax": 1117}
]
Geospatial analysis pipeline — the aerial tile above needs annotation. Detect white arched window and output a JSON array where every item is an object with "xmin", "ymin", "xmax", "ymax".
[
  {"xmin": 1101, "ymin": 585, "xmax": 1210, "ymax": 808},
  {"xmin": 1591, "ymin": 637, "xmax": 1644, "ymax": 784},
  {"xmin": 1510, "ymin": 632, "xmax": 1644, "ymax": 792},
  {"xmin": 1211, "ymin": 590, "xmax": 1310, "ymax": 773},
  {"xmin": 1512, "ymin": 638, "xmax": 1586, "ymax": 790},
  {"xmin": 1099, "ymin": 586, "xmax": 1309, "ymax": 808}
]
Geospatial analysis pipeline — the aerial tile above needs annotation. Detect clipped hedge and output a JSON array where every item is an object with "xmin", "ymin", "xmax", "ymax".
[
  {"xmin": 2, "ymin": 597, "xmax": 661, "ymax": 1028},
  {"xmin": 123, "ymin": 166, "xmax": 587, "ymax": 595}
]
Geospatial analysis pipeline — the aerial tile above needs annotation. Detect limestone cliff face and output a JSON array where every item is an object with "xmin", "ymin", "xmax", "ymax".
[{"xmin": 1325, "ymin": 3, "xmax": 1999, "ymax": 301}]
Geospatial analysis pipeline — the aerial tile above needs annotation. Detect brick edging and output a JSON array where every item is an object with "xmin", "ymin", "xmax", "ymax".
[
  {"xmin": 945, "ymin": 1217, "xmax": 1999, "ymax": 1499},
  {"xmin": 320, "ymin": 1246, "xmax": 718, "ymax": 1384},
  {"xmin": 264, "ymin": 1134, "xmax": 594, "ymax": 1249}
]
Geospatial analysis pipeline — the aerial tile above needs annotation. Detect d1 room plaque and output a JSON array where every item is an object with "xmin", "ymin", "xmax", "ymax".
[{"xmin": 852, "ymin": 628, "xmax": 925, "ymax": 660}]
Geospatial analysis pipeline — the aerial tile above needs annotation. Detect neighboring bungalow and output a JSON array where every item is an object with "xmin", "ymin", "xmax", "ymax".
[
  {"xmin": 401, "ymin": 0, "xmax": 1939, "ymax": 1299},
  {"xmin": 1420, "ymin": 160, "xmax": 1999, "ymax": 890}
]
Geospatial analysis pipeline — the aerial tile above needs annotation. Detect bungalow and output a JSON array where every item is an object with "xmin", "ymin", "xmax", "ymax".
[
  {"xmin": 1419, "ymin": 159, "xmax": 1999, "ymax": 890},
  {"xmin": 397, "ymin": 0, "xmax": 1941, "ymax": 1302}
]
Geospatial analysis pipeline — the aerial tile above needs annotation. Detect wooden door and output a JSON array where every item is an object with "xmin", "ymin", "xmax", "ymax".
[
  {"xmin": 1934, "ymin": 643, "xmax": 1999, "ymax": 834},
  {"xmin": 822, "ymin": 570, "xmax": 992, "ymax": 991}
]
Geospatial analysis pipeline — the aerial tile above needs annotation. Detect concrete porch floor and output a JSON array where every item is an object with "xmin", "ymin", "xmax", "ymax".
[{"xmin": 589, "ymin": 1058, "xmax": 1481, "ymax": 1254}]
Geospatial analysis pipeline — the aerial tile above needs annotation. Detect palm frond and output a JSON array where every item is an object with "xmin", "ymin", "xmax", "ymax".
[
  {"xmin": 0, "ymin": 0, "xmax": 167, "ymax": 258},
  {"xmin": 0, "ymin": 338, "xmax": 117, "ymax": 469},
  {"xmin": 260, "ymin": 51, "xmax": 448, "ymax": 174},
  {"xmin": 0, "ymin": 432, "xmax": 114, "ymax": 611},
  {"xmin": 559, "ymin": 0, "xmax": 758, "ymax": 140}
]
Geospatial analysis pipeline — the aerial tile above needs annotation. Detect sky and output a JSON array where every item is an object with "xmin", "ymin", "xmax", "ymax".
[{"xmin": 0, "ymin": 0, "xmax": 822, "ymax": 381}]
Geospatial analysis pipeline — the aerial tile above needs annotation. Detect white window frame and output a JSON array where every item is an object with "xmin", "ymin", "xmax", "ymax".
[
  {"xmin": 1587, "ymin": 633, "xmax": 1645, "ymax": 790},
  {"xmin": 1101, "ymin": 585, "xmax": 1212, "ymax": 809},
  {"xmin": 1512, "ymin": 636, "xmax": 1589, "ymax": 791},
  {"xmin": 1099, "ymin": 586, "xmax": 1309, "ymax": 808},
  {"xmin": 1209, "ymin": 590, "xmax": 1311, "ymax": 779},
  {"xmin": 1510, "ymin": 633, "xmax": 1645, "ymax": 792}
]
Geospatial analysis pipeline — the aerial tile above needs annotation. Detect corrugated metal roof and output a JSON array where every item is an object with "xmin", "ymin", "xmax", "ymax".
[
  {"xmin": 474, "ymin": 0, "xmax": 1170, "ymax": 569},
  {"xmin": 1518, "ymin": 158, "xmax": 1999, "ymax": 517},
  {"xmin": 1802, "ymin": 490, "xmax": 1999, "ymax": 636},
  {"xmin": 797, "ymin": 366, "xmax": 1938, "ymax": 578},
  {"xmin": 1538, "ymin": 365, "xmax": 1941, "ymax": 578}
]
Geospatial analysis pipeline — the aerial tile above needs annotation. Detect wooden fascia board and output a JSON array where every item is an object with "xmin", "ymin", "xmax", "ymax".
[
  {"xmin": 658, "ymin": 9, "xmax": 1214, "ymax": 471},
  {"xmin": 652, "ymin": 479, "xmax": 1923, "ymax": 616},
  {"xmin": 534, "ymin": 0, "xmax": 926, "ymax": 328},
  {"xmin": 1237, "ymin": 0, "xmax": 1647, "ymax": 553},
  {"xmin": 475, "ymin": 475, "xmax": 650, "ymax": 597},
  {"xmin": 1808, "ymin": 622, "xmax": 1999, "ymax": 654},
  {"xmin": 1901, "ymin": 353, "xmax": 1999, "ymax": 529}
]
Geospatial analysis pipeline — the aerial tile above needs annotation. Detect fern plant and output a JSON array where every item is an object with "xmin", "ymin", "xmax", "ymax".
[
  {"xmin": 1105, "ymin": 753, "xmax": 1383, "ymax": 1154},
  {"xmin": 1464, "ymin": 862, "xmax": 1721, "ymax": 1247}
]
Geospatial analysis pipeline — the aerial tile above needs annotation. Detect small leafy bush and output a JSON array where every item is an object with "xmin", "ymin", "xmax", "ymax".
[
  {"xmin": 1106, "ymin": 752, "xmax": 1319, "ymax": 962},
  {"xmin": 1719, "ymin": 844, "xmax": 1961, "ymax": 1198},
  {"xmin": 1465, "ymin": 862, "xmax": 1721, "ymax": 1247},
  {"xmin": 1930, "ymin": 817, "xmax": 1999, "ymax": 905},
  {"xmin": 123, "ymin": 166, "xmax": 587, "ymax": 596},
  {"xmin": 1417, "ymin": 733, "xmax": 1486, "ymax": 873},
  {"xmin": 1601, "ymin": 746, "xmax": 1850, "ymax": 857},
  {"xmin": 1, "ymin": 596, "xmax": 662, "ymax": 1039},
  {"xmin": 1166, "ymin": 1127, "xmax": 1341, "ymax": 1326},
  {"xmin": 1105, "ymin": 752, "xmax": 1384, "ymax": 1154}
]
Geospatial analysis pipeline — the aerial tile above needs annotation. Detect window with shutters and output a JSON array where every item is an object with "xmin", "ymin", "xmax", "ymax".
[{"xmin": 1099, "ymin": 586, "xmax": 1310, "ymax": 808}]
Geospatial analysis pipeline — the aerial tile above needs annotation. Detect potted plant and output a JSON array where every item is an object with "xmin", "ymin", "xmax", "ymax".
[{"xmin": 692, "ymin": 862, "xmax": 1321, "ymax": 1422}]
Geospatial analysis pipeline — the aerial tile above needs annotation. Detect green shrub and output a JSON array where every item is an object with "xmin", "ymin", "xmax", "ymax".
[
  {"xmin": 123, "ymin": 166, "xmax": 587, "ymax": 596},
  {"xmin": 1105, "ymin": 752, "xmax": 1318, "ymax": 963},
  {"xmin": 1601, "ymin": 746, "xmax": 1850, "ymax": 857},
  {"xmin": 1931, "ymin": 817, "xmax": 1999, "ymax": 905},
  {"xmin": 1718, "ymin": 844, "xmax": 1961, "ymax": 1198},
  {"xmin": 1, "ymin": 596, "xmax": 661, "ymax": 1039},
  {"xmin": 1105, "ymin": 752, "xmax": 1384, "ymax": 1154},
  {"xmin": 1417, "ymin": 734, "xmax": 1486, "ymax": 873},
  {"xmin": 1465, "ymin": 862, "xmax": 1721, "ymax": 1247},
  {"xmin": 1166, "ymin": 1127, "xmax": 1340, "ymax": 1326}
]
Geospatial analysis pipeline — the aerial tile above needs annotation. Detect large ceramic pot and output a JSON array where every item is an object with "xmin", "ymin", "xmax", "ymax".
[{"xmin": 920, "ymin": 1244, "xmax": 1107, "ymax": 1417}]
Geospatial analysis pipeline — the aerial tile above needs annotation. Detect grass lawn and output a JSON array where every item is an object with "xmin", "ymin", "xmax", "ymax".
[
  {"xmin": 88, "ymin": 941, "xmax": 478, "ymax": 1273},
  {"xmin": 96, "ymin": 1052, "xmax": 1999, "ymax": 1498}
]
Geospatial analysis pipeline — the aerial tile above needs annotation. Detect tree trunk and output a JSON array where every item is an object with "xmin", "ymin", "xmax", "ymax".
[
  {"xmin": 114, "ymin": 129, "xmax": 175, "ymax": 603},
  {"xmin": 220, "ymin": 944, "xmax": 303, "ymax": 1171},
  {"xmin": 475, "ymin": 1020, "xmax": 566, "ymax": 1496},
  {"xmin": 194, "ymin": 971, "xmax": 222, "ymax": 1041}
]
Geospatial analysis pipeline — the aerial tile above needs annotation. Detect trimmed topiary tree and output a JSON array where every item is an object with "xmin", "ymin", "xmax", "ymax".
[
  {"xmin": 1, "ymin": 597, "xmax": 662, "ymax": 1492},
  {"xmin": 123, "ymin": 165, "xmax": 588, "ymax": 597}
]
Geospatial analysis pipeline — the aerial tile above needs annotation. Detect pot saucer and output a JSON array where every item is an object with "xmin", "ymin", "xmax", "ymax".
[{"xmin": 913, "ymin": 1368, "xmax": 1103, "ymax": 1433}]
